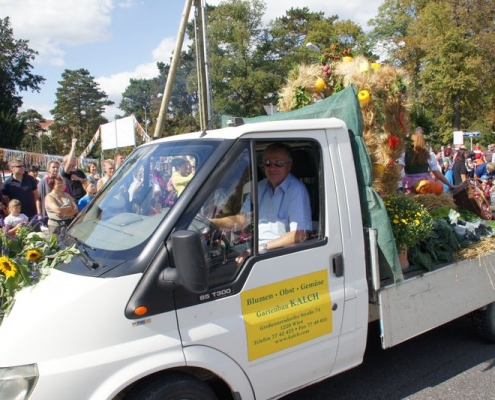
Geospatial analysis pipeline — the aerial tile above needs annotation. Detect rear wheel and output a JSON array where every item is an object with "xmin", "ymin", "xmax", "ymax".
[
  {"xmin": 472, "ymin": 302, "xmax": 495, "ymax": 342},
  {"xmin": 125, "ymin": 372, "xmax": 218, "ymax": 400}
]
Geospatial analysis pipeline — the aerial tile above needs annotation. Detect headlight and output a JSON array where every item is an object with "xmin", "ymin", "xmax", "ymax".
[{"xmin": 0, "ymin": 364, "xmax": 38, "ymax": 400}]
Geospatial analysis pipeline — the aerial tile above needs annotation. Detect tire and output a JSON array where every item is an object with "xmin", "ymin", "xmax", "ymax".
[
  {"xmin": 472, "ymin": 302, "xmax": 495, "ymax": 343},
  {"xmin": 125, "ymin": 372, "xmax": 218, "ymax": 400}
]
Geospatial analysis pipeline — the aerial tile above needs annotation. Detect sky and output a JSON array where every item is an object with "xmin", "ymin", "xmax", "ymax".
[{"xmin": 1, "ymin": 0, "xmax": 384, "ymax": 122}]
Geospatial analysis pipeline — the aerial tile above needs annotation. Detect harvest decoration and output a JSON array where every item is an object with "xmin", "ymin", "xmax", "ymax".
[
  {"xmin": 0, "ymin": 227, "xmax": 79, "ymax": 325},
  {"xmin": 278, "ymin": 46, "xmax": 410, "ymax": 195}
]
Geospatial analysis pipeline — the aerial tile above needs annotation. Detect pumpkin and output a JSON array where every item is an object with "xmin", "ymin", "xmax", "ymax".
[{"xmin": 414, "ymin": 180, "xmax": 443, "ymax": 195}]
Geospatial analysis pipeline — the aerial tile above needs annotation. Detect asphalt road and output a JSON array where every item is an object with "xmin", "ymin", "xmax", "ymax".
[{"xmin": 282, "ymin": 316, "xmax": 495, "ymax": 400}]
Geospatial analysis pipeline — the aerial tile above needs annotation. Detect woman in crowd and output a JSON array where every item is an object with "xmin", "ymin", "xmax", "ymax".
[
  {"xmin": 398, "ymin": 131, "xmax": 456, "ymax": 193},
  {"xmin": 86, "ymin": 161, "xmax": 100, "ymax": 186},
  {"xmin": 452, "ymin": 149, "xmax": 469, "ymax": 186},
  {"xmin": 44, "ymin": 176, "xmax": 78, "ymax": 235}
]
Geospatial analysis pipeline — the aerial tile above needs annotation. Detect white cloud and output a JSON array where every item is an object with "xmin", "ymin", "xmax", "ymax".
[
  {"xmin": 2, "ymin": 0, "xmax": 113, "ymax": 65},
  {"xmin": 98, "ymin": 36, "xmax": 191, "ymax": 120}
]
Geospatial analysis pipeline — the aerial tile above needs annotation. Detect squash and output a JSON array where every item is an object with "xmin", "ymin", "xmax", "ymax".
[{"xmin": 414, "ymin": 180, "xmax": 443, "ymax": 195}]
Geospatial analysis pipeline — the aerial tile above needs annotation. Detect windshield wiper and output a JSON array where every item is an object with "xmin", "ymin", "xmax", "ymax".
[{"xmin": 73, "ymin": 237, "xmax": 99, "ymax": 269}]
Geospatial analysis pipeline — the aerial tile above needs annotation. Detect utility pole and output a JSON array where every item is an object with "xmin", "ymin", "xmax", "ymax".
[
  {"xmin": 195, "ymin": 0, "xmax": 212, "ymax": 130},
  {"xmin": 154, "ymin": 0, "xmax": 194, "ymax": 140}
]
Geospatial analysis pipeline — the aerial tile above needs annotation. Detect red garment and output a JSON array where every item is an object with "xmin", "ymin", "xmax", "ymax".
[{"xmin": 473, "ymin": 146, "xmax": 484, "ymax": 160}]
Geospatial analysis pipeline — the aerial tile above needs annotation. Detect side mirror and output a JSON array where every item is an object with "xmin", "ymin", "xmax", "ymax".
[{"xmin": 160, "ymin": 230, "xmax": 208, "ymax": 293}]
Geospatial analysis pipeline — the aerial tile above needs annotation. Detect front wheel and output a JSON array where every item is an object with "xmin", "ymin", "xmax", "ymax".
[
  {"xmin": 125, "ymin": 372, "xmax": 218, "ymax": 400},
  {"xmin": 472, "ymin": 302, "xmax": 495, "ymax": 343}
]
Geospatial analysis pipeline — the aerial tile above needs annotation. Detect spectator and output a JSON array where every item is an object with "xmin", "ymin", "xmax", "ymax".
[
  {"xmin": 37, "ymin": 160, "xmax": 64, "ymax": 223},
  {"xmin": 86, "ymin": 161, "xmax": 100, "ymax": 186},
  {"xmin": 443, "ymin": 144, "xmax": 453, "ymax": 159},
  {"xmin": 2, "ymin": 158, "xmax": 39, "ymax": 219},
  {"xmin": 28, "ymin": 165, "xmax": 40, "ymax": 182},
  {"xmin": 78, "ymin": 180, "xmax": 97, "ymax": 211},
  {"xmin": 465, "ymin": 155, "xmax": 475, "ymax": 178},
  {"xmin": 44, "ymin": 176, "xmax": 79, "ymax": 236},
  {"xmin": 484, "ymin": 144, "xmax": 495, "ymax": 164},
  {"xmin": 474, "ymin": 162, "xmax": 495, "ymax": 182},
  {"xmin": 453, "ymin": 149, "xmax": 469, "ymax": 185},
  {"xmin": 114, "ymin": 153, "xmax": 126, "ymax": 170},
  {"xmin": 61, "ymin": 138, "xmax": 87, "ymax": 202},
  {"xmin": 473, "ymin": 143, "xmax": 484, "ymax": 162},
  {"xmin": 97, "ymin": 159, "xmax": 115, "ymax": 191},
  {"xmin": 171, "ymin": 157, "xmax": 194, "ymax": 196},
  {"xmin": 4, "ymin": 199, "xmax": 29, "ymax": 237},
  {"xmin": 397, "ymin": 132, "xmax": 455, "ymax": 193}
]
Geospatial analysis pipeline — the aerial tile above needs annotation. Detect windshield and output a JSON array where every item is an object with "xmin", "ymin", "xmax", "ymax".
[{"xmin": 68, "ymin": 139, "xmax": 221, "ymax": 253}]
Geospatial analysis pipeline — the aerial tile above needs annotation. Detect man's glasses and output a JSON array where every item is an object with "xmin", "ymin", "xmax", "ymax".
[
  {"xmin": 262, "ymin": 159, "xmax": 290, "ymax": 168},
  {"xmin": 12, "ymin": 165, "xmax": 25, "ymax": 168}
]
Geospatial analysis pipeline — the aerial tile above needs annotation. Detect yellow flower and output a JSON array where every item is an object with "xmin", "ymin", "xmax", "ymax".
[
  {"xmin": 401, "ymin": 219, "xmax": 407, "ymax": 224},
  {"xmin": 415, "ymin": 220, "xmax": 420, "ymax": 226},
  {"xmin": 371, "ymin": 62, "xmax": 381, "ymax": 70},
  {"xmin": 26, "ymin": 249, "xmax": 42, "ymax": 262},
  {"xmin": 394, "ymin": 214, "xmax": 399, "ymax": 219},
  {"xmin": 393, "ymin": 219, "xmax": 399, "ymax": 224},
  {"xmin": 0, "ymin": 256, "xmax": 17, "ymax": 278}
]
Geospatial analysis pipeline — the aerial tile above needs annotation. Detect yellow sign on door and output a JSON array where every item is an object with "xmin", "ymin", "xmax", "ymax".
[{"xmin": 241, "ymin": 270, "xmax": 332, "ymax": 361}]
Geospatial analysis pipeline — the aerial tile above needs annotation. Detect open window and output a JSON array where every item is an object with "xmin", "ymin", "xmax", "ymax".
[{"xmin": 183, "ymin": 139, "xmax": 324, "ymax": 288}]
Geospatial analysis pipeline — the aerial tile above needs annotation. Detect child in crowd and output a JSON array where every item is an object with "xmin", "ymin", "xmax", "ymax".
[
  {"xmin": 77, "ymin": 180, "xmax": 97, "ymax": 211},
  {"xmin": 4, "ymin": 199, "xmax": 29, "ymax": 236}
]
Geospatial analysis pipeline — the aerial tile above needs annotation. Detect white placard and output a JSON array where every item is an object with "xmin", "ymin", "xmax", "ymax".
[
  {"xmin": 100, "ymin": 116, "xmax": 136, "ymax": 150},
  {"xmin": 453, "ymin": 131, "xmax": 464, "ymax": 145}
]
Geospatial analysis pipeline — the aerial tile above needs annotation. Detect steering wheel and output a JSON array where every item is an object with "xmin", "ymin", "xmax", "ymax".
[{"xmin": 190, "ymin": 213, "xmax": 219, "ymax": 234}]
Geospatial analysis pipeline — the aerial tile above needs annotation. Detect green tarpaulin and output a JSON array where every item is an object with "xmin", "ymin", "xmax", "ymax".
[{"xmin": 222, "ymin": 85, "xmax": 403, "ymax": 283}]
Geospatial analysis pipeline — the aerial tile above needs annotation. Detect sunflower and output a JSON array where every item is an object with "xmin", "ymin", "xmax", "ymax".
[
  {"xmin": 26, "ymin": 249, "xmax": 42, "ymax": 262},
  {"xmin": 0, "ymin": 256, "xmax": 17, "ymax": 278}
]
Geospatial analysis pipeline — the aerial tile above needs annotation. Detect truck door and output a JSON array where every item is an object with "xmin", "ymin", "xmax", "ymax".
[{"xmin": 174, "ymin": 134, "xmax": 345, "ymax": 399}]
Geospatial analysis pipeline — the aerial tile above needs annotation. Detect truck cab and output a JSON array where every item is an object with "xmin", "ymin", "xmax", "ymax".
[{"xmin": 0, "ymin": 119, "xmax": 369, "ymax": 399}]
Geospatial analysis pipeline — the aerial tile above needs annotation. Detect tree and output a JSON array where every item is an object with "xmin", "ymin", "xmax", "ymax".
[
  {"xmin": 200, "ymin": 0, "xmax": 283, "ymax": 120},
  {"xmin": 368, "ymin": 0, "xmax": 495, "ymax": 142},
  {"xmin": 50, "ymin": 69, "xmax": 113, "ymax": 156},
  {"xmin": 0, "ymin": 110, "xmax": 25, "ymax": 149},
  {"xmin": 119, "ymin": 59, "xmax": 199, "ymax": 137},
  {"xmin": 0, "ymin": 17, "xmax": 45, "ymax": 148},
  {"xmin": 18, "ymin": 109, "xmax": 45, "ymax": 152}
]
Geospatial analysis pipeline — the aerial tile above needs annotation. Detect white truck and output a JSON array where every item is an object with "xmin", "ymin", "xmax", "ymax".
[{"xmin": 1, "ymin": 117, "xmax": 495, "ymax": 400}]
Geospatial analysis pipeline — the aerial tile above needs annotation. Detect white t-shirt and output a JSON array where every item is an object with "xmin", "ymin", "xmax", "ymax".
[{"xmin": 4, "ymin": 213, "xmax": 29, "ymax": 229}]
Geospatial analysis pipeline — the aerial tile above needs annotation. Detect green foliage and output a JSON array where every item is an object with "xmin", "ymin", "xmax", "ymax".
[
  {"xmin": 50, "ymin": 69, "xmax": 113, "ymax": 156},
  {"xmin": 0, "ymin": 228, "xmax": 79, "ymax": 324},
  {"xmin": 291, "ymin": 86, "xmax": 311, "ymax": 109},
  {"xmin": 409, "ymin": 218, "xmax": 461, "ymax": 270},
  {"xmin": 369, "ymin": 0, "xmax": 495, "ymax": 137},
  {"xmin": 0, "ymin": 110, "xmax": 25, "ymax": 148},
  {"xmin": 0, "ymin": 17, "xmax": 45, "ymax": 117},
  {"xmin": 383, "ymin": 194, "xmax": 434, "ymax": 249}
]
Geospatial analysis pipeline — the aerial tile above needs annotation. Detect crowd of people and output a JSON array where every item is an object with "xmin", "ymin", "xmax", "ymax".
[
  {"xmin": 0, "ymin": 139, "xmax": 126, "ymax": 238},
  {"xmin": 0, "ymin": 139, "xmax": 198, "ymax": 238},
  {"xmin": 399, "ymin": 127, "xmax": 495, "ymax": 201}
]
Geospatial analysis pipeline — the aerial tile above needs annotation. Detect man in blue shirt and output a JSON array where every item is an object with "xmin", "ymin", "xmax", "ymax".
[
  {"xmin": 475, "ymin": 162, "xmax": 495, "ymax": 181},
  {"xmin": 213, "ymin": 143, "xmax": 312, "ymax": 260}
]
